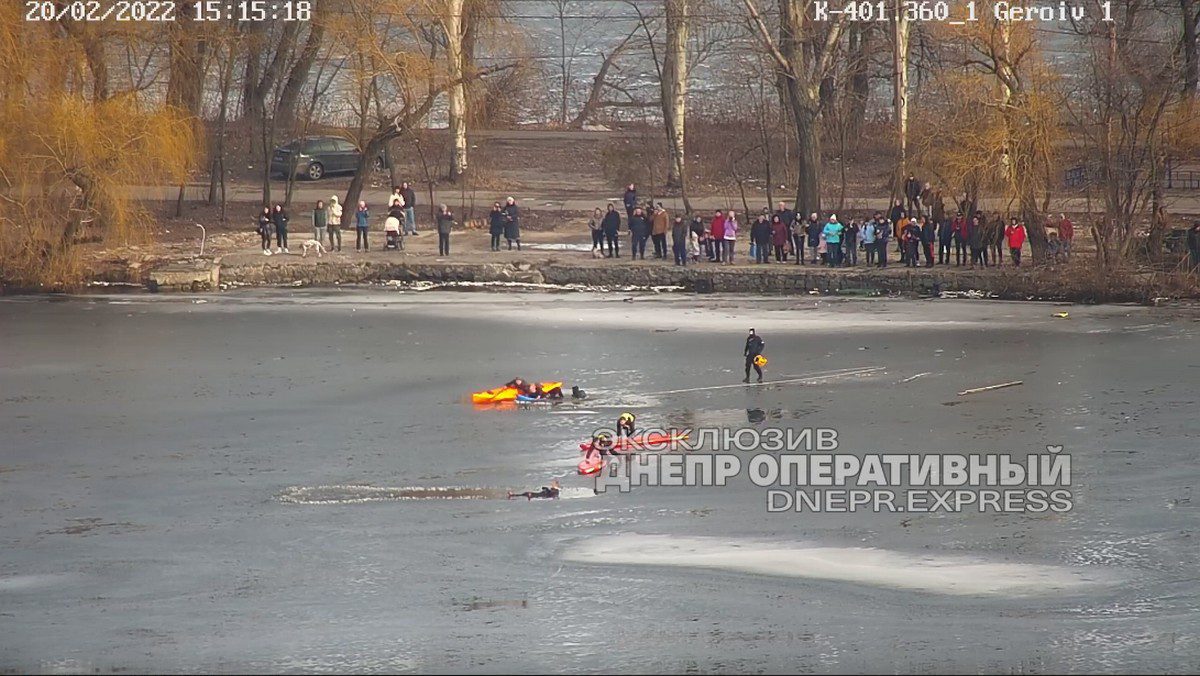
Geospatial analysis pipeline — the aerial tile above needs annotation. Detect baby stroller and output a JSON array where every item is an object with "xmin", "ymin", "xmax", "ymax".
[{"xmin": 384, "ymin": 217, "xmax": 404, "ymax": 251}]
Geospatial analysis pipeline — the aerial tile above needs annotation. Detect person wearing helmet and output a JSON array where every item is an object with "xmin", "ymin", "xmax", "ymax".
[
  {"xmin": 580, "ymin": 433, "xmax": 614, "ymax": 469},
  {"xmin": 744, "ymin": 328, "xmax": 765, "ymax": 383},
  {"xmin": 617, "ymin": 412, "xmax": 636, "ymax": 439},
  {"xmin": 505, "ymin": 377, "xmax": 527, "ymax": 390},
  {"xmin": 508, "ymin": 479, "xmax": 561, "ymax": 500},
  {"xmin": 591, "ymin": 432, "xmax": 615, "ymax": 456}
]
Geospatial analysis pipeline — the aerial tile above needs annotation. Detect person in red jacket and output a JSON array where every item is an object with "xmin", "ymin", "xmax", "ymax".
[
  {"xmin": 951, "ymin": 212, "xmax": 968, "ymax": 266},
  {"xmin": 709, "ymin": 209, "xmax": 726, "ymax": 263},
  {"xmin": 770, "ymin": 214, "xmax": 790, "ymax": 262},
  {"xmin": 1058, "ymin": 213, "xmax": 1074, "ymax": 260},
  {"xmin": 1005, "ymin": 217, "xmax": 1028, "ymax": 267}
]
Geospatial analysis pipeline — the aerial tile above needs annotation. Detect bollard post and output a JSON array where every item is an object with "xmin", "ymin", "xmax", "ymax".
[{"xmin": 194, "ymin": 223, "xmax": 206, "ymax": 257}]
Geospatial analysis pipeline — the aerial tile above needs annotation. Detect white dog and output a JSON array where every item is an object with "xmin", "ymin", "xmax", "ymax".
[{"xmin": 301, "ymin": 239, "xmax": 327, "ymax": 258}]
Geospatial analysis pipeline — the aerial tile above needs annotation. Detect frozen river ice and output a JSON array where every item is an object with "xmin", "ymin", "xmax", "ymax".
[{"xmin": 1, "ymin": 290, "xmax": 1197, "ymax": 673}]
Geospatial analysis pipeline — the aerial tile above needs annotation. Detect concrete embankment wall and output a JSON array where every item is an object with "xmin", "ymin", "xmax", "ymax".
[{"xmin": 201, "ymin": 259, "xmax": 1142, "ymax": 302}]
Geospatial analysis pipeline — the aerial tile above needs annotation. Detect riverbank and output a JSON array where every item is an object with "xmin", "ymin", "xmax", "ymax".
[
  {"xmin": 7, "ymin": 225, "xmax": 1196, "ymax": 303},
  {"xmin": 85, "ymin": 252, "xmax": 1192, "ymax": 304}
]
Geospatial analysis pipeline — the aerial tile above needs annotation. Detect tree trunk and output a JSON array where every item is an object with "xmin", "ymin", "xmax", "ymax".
[
  {"xmin": 244, "ymin": 21, "xmax": 300, "ymax": 156},
  {"xmin": 757, "ymin": 78, "xmax": 774, "ymax": 210},
  {"xmin": 59, "ymin": 20, "xmax": 110, "ymax": 101},
  {"xmin": 662, "ymin": 0, "xmax": 688, "ymax": 197},
  {"xmin": 893, "ymin": 4, "xmax": 911, "ymax": 193},
  {"xmin": 446, "ymin": 0, "xmax": 469, "ymax": 182},
  {"xmin": 166, "ymin": 6, "xmax": 207, "ymax": 114},
  {"xmin": 1015, "ymin": 192, "xmax": 1050, "ymax": 266},
  {"xmin": 1183, "ymin": 0, "xmax": 1199, "ymax": 100},
  {"xmin": 558, "ymin": 5, "xmax": 569, "ymax": 126},
  {"xmin": 345, "ymin": 136, "xmax": 387, "ymax": 214},
  {"xmin": 260, "ymin": 113, "xmax": 275, "ymax": 207},
  {"xmin": 277, "ymin": 16, "xmax": 326, "ymax": 130},
  {"xmin": 463, "ymin": 0, "xmax": 484, "ymax": 125},
  {"xmin": 1147, "ymin": 141, "xmax": 1167, "ymax": 260},
  {"xmin": 847, "ymin": 24, "xmax": 872, "ymax": 142},
  {"xmin": 790, "ymin": 100, "xmax": 822, "ymax": 215},
  {"xmin": 765, "ymin": 0, "xmax": 833, "ymax": 215},
  {"xmin": 240, "ymin": 22, "xmax": 266, "ymax": 122}
]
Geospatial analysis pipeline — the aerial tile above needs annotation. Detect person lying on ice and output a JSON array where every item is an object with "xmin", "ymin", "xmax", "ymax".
[{"xmin": 508, "ymin": 480, "xmax": 561, "ymax": 501}]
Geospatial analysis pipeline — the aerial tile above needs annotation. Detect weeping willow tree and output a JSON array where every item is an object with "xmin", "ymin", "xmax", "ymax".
[
  {"xmin": 0, "ymin": 5, "xmax": 198, "ymax": 287},
  {"xmin": 910, "ymin": 18, "xmax": 1062, "ymax": 262}
]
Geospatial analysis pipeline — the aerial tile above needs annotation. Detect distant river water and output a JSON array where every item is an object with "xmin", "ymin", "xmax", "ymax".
[{"xmin": 0, "ymin": 290, "xmax": 1197, "ymax": 673}]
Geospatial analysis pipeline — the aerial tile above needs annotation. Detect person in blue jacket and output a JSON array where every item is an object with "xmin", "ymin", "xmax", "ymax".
[
  {"xmin": 861, "ymin": 217, "xmax": 878, "ymax": 266},
  {"xmin": 623, "ymin": 184, "xmax": 638, "ymax": 220},
  {"xmin": 354, "ymin": 201, "xmax": 370, "ymax": 251},
  {"xmin": 822, "ymin": 215, "xmax": 844, "ymax": 267}
]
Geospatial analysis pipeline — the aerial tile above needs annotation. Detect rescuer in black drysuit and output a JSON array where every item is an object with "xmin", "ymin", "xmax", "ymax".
[{"xmin": 744, "ymin": 328, "xmax": 765, "ymax": 383}]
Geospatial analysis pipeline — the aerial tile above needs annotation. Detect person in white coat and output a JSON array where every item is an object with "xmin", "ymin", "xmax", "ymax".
[{"xmin": 326, "ymin": 196, "xmax": 343, "ymax": 252}]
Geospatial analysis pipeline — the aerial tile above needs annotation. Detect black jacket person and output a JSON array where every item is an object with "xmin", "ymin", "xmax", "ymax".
[
  {"xmin": 601, "ymin": 205, "xmax": 622, "ymax": 257},
  {"xmin": 628, "ymin": 209, "xmax": 650, "ymax": 259},
  {"xmin": 743, "ymin": 329, "xmax": 765, "ymax": 383},
  {"xmin": 502, "ymin": 198, "xmax": 520, "ymax": 249}
]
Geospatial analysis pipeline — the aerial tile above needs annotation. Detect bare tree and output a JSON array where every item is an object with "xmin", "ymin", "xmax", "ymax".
[
  {"xmin": 207, "ymin": 22, "xmax": 243, "ymax": 224},
  {"xmin": 892, "ymin": 0, "xmax": 911, "ymax": 196},
  {"xmin": 440, "ymin": 0, "xmax": 470, "ymax": 181},
  {"xmin": 661, "ymin": 0, "xmax": 689, "ymax": 195},
  {"xmin": 740, "ymin": 0, "xmax": 850, "ymax": 215},
  {"xmin": 1182, "ymin": 0, "xmax": 1200, "ymax": 99},
  {"xmin": 336, "ymin": 0, "xmax": 510, "ymax": 211},
  {"xmin": 846, "ymin": 23, "xmax": 876, "ymax": 144},
  {"xmin": 628, "ymin": 0, "xmax": 692, "ymax": 209},
  {"xmin": 166, "ymin": 2, "xmax": 208, "ymax": 115},
  {"xmin": 276, "ymin": 0, "xmax": 329, "ymax": 129},
  {"xmin": 569, "ymin": 26, "xmax": 642, "ymax": 127},
  {"xmin": 1067, "ymin": 1, "xmax": 1189, "ymax": 266}
]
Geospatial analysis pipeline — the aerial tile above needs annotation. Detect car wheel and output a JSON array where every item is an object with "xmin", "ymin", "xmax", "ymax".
[{"xmin": 306, "ymin": 162, "xmax": 325, "ymax": 181}]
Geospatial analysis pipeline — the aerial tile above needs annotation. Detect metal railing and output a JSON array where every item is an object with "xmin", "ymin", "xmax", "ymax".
[
  {"xmin": 1166, "ymin": 169, "xmax": 1200, "ymax": 190},
  {"xmin": 1064, "ymin": 165, "xmax": 1200, "ymax": 190}
]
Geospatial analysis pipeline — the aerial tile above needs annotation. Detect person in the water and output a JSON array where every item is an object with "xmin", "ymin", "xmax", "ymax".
[
  {"xmin": 580, "ymin": 433, "xmax": 615, "ymax": 468},
  {"xmin": 523, "ymin": 383, "xmax": 562, "ymax": 399},
  {"xmin": 508, "ymin": 479, "xmax": 561, "ymax": 500},
  {"xmin": 505, "ymin": 377, "xmax": 526, "ymax": 390},
  {"xmin": 591, "ymin": 432, "xmax": 616, "ymax": 456}
]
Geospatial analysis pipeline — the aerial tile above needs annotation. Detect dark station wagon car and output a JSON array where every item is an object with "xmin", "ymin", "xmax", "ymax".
[{"xmin": 270, "ymin": 136, "xmax": 387, "ymax": 180}]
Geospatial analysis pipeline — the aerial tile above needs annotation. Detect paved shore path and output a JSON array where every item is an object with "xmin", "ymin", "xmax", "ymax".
[{"xmin": 127, "ymin": 182, "xmax": 1200, "ymax": 216}]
